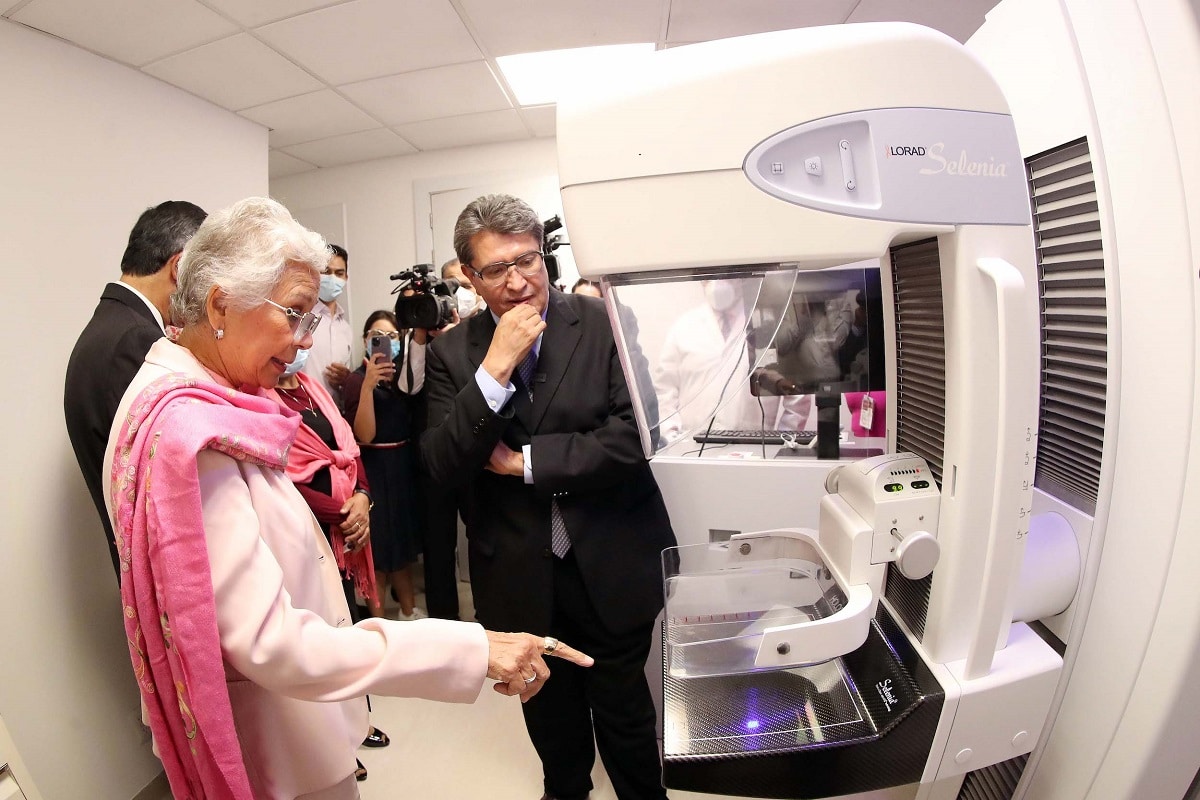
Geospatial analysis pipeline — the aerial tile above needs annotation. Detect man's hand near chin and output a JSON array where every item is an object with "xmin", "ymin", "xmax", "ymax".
[{"xmin": 481, "ymin": 304, "xmax": 545, "ymax": 386}]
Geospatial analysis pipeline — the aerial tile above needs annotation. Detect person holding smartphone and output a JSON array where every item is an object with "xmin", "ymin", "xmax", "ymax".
[{"xmin": 343, "ymin": 310, "xmax": 428, "ymax": 622}]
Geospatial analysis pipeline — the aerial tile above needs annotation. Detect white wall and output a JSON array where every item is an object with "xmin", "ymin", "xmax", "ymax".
[
  {"xmin": 270, "ymin": 138, "xmax": 564, "ymax": 345},
  {"xmin": 0, "ymin": 19, "xmax": 267, "ymax": 800}
]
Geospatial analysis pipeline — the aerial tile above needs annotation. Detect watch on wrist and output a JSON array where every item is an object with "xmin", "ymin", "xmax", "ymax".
[{"xmin": 354, "ymin": 487, "xmax": 374, "ymax": 510}]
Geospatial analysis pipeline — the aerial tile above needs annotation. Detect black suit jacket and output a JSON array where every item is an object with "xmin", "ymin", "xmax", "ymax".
[
  {"xmin": 422, "ymin": 291, "xmax": 676, "ymax": 636},
  {"xmin": 64, "ymin": 282, "xmax": 164, "ymax": 575}
]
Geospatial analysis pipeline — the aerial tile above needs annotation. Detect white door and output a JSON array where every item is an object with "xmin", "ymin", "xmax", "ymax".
[{"xmin": 418, "ymin": 174, "xmax": 579, "ymax": 288}]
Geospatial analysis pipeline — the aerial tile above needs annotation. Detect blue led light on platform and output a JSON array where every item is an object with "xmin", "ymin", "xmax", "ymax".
[{"xmin": 745, "ymin": 719, "xmax": 761, "ymax": 731}]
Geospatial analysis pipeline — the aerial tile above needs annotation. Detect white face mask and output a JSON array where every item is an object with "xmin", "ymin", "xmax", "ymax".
[
  {"xmin": 704, "ymin": 282, "xmax": 738, "ymax": 312},
  {"xmin": 455, "ymin": 286, "xmax": 478, "ymax": 317}
]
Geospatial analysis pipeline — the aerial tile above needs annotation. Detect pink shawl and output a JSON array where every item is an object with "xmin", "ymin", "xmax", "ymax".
[
  {"xmin": 109, "ymin": 374, "xmax": 300, "ymax": 800},
  {"xmin": 267, "ymin": 371, "xmax": 377, "ymax": 606}
]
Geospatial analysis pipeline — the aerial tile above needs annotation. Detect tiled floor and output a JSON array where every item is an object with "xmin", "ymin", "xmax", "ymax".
[{"xmin": 356, "ymin": 575, "xmax": 729, "ymax": 800}]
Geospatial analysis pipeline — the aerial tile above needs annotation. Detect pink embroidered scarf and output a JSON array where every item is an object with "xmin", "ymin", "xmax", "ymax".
[
  {"xmin": 109, "ymin": 374, "xmax": 300, "ymax": 800},
  {"xmin": 267, "ymin": 371, "xmax": 377, "ymax": 605}
]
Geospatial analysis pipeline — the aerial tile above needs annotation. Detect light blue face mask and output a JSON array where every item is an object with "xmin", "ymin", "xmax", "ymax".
[
  {"xmin": 390, "ymin": 339, "xmax": 402, "ymax": 361},
  {"xmin": 319, "ymin": 274, "xmax": 345, "ymax": 303},
  {"xmin": 283, "ymin": 348, "xmax": 310, "ymax": 376}
]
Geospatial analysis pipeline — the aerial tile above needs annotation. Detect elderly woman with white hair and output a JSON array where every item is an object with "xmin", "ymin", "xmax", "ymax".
[{"xmin": 102, "ymin": 197, "xmax": 590, "ymax": 800}]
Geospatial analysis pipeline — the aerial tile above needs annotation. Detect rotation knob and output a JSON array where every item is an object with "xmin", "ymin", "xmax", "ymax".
[{"xmin": 893, "ymin": 529, "xmax": 940, "ymax": 580}]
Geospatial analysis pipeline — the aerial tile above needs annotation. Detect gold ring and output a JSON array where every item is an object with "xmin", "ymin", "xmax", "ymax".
[{"xmin": 542, "ymin": 636, "xmax": 559, "ymax": 656}]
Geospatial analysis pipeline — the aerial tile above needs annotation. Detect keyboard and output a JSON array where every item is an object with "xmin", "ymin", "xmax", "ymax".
[{"xmin": 692, "ymin": 429, "xmax": 817, "ymax": 446}]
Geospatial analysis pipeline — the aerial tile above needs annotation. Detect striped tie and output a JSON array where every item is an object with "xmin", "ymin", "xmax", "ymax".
[{"xmin": 517, "ymin": 350, "xmax": 570, "ymax": 557}]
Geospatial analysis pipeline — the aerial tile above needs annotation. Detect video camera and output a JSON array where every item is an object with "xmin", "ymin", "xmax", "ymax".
[
  {"xmin": 542, "ymin": 215, "xmax": 565, "ymax": 285},
  {"xmin": 389, "ymin": 263, "xmax": 459, "ymax": 330}
]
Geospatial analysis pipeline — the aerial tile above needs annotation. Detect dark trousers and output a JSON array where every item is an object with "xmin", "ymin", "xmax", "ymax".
[
  {"xmin": 520, "ymin": 551, "xmax": 666, "ymax": 800},
  {"xmin": 422, "ymin": 481, "xmax": 461, "ymax": 620}
]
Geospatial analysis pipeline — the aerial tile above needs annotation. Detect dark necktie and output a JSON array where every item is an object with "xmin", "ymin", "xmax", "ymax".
[
  {"xmin": 517, "ymin": 349, "xmax": 571, "ymax": 557},
  {"xmin": 517, "ymin": 350, "xmax": 537, "ymax": 397}
]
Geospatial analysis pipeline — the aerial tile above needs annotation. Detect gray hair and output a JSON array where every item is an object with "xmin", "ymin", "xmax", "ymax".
[
  {"xmin": 453, "ymin": 194, "xmax": 543, "ymax": 268},
  {"xmin": 171, "ymin": 197, "xmax": 329, "ymax": 327}
]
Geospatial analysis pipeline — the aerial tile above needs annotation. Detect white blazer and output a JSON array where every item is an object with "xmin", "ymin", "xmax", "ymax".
[{"xmin": 104, "ymin": 338, "xmax": 489, "ymax": 799}]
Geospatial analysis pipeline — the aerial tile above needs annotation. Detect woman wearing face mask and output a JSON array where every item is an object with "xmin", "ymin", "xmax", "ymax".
[
  {"xmin": 273, "ymin": 346, "xmax": 387, "ymax": 779},
  {"xmin": 272, "ymin": 349, "xmax": 377, "ymax": 616},
  {"xmin": 342, "ymin": 311, "xmax": 427, "ymax": 622}
]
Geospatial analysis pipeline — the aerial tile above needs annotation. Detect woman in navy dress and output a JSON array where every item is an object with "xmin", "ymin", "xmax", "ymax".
[{"xmin": 343, "ymin": 310, "xmax": 427, "ymax": 620}]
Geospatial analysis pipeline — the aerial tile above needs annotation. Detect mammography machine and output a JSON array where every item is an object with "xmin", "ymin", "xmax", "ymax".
[{"xmin": 557, "ymin": 23, "xmax": 1081, "ymax": 799}]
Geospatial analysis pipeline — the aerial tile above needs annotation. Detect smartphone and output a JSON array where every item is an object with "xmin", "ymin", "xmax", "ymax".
[{"xmin": 368, "ymin": 334, "xmax": 391, "ymax": 362}]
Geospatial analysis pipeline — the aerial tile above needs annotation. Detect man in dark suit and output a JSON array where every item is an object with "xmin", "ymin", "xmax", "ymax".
[
  {"xmin": 65, "ymin": 200, "xmax": 207, "ymax": 576},
  {"xmin": 422, "ymin": 195, "xmax": 676, "ymax": 800}
]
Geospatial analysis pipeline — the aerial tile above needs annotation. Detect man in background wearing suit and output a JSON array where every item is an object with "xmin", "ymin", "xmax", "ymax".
[
  {"xmin": 64, "ymin": 200, "xmax": 207, "ymax": 576},
  {"xmin": 422, "ymin": 194, "xmax": 676, "ymax": 800}
]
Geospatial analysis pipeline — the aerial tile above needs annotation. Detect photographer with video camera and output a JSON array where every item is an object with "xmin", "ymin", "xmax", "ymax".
[{"xmin": 387, "ymin": 260, "xmax": 473, "ymax": 620}]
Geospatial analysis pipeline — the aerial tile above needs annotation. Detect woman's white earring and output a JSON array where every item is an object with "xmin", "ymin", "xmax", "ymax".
[{"xmin": 215, "ymin": 328, "xmax": 224, "ymax": 340}]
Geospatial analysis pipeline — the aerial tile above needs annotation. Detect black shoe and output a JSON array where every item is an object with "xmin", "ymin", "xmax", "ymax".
[
  {"xmin": 355, "ymin": 759, "xmax": 368, "ymax": 782},
  {"xmin": 362, "ymin": 726, "xmax": 390, "ymax": 748}
]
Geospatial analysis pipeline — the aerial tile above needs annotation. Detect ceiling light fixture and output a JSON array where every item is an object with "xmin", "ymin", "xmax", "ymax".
[{"xmin": 497, "ymin": 43, "xmax": 655, "ymax": 106}]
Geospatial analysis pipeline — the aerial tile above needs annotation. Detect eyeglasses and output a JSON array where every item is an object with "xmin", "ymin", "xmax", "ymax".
[
  {"xmin": 469, "ymin": 251, "xmax": 544, "ymax": 287},
  {"xmin": 263, "ymin": 299, "xmax": 321, "ymax": 343},
  {"xmin": 366, "ymin": 329, "xmax": 400, "ymax": 340}
]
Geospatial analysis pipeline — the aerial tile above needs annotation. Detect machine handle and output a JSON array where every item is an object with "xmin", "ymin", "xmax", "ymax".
[
  {"xmin": 754, "ymin": 583, "xmax": 875, "ymax": 670},
  {"xmin": 964, "ymin": 257, "xmax": 1028, "ymax": 680}
]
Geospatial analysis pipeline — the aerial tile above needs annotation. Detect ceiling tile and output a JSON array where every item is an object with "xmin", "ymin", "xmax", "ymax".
[
  {"xmin": 665, "ymin": 0, "xmax": 858, "ymax": 44},
  {"xmin": 269, "ymin": 149, "xmax": 319, "ymax": 178},
  {"xmin": 847, "ymin": 0, "xmax": 998, "ymax": 43},
  {"xmin": 12, "ymin": 0, "xmax": 238, "ymax": 66},
  {"xmin": 341, "ymin": 61, "xmax": 511, "ymax": 127},
  {"xmin": 460, "ymin": 0, "xmax": 665, "ymax": 57},
  {"xmin": 239, "ymin": 89, "xmax": 382, "ymax": 147},
  {"xmin": 522, "ymin": 105, "xmax": 557, "ymax": 138},
  {"xmin": 143, "ymin": 34, "xmax": 323, "ymax": 111},
  {"xmin": 201, "ymin": 0, "xmax": 342, "ymax": 28},
  {"xmin": 280, "ymin": 128, "xmax": 418, "ymax": 167},
  {"xmin": 395, "ymin": 109, "xmax": 529, "ymax": 151},
  {"xmin": 256, "ymin": 0, "xmax": 481, "ymax": 85}
]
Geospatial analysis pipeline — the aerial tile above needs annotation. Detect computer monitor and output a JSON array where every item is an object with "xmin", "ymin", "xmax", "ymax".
[{"xmin": 749, "ymin": 263, "xmax": 886, "ymax": 396}]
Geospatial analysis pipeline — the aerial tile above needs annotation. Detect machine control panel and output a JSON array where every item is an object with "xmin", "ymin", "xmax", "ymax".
[
  {"xmin": 743, "ymin": 107, "xmax": 1029, "ymax": 225},
  {"xmin": 827, "ymin": 453, "xmax": 942, "ymax": 579}
]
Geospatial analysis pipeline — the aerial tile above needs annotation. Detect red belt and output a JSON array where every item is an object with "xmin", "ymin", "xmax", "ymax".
[{"xmin": 360, "ymin": 440, "xmax": 409, "ymax": 450}]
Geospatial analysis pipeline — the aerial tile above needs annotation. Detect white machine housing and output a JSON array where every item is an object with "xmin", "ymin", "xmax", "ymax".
[{"xmin": 557, "ymin": 22, "xmax": 1064, "ymax": 797}]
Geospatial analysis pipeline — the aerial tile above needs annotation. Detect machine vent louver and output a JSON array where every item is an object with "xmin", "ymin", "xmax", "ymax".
[
  {"xmin": 956, "ymin": 755, "xmax": 1029, "ymax": 800},
  {"xmin": 884, "ymin": 237, "xmax": 945, "ymax": 639},
  {"xmin": 890, "ymin": 238, "xmax": 947, "ymax": 486},
  {"xmin": 1026, "ymin": 137, "xmax": 1107, "ymax": 514}
]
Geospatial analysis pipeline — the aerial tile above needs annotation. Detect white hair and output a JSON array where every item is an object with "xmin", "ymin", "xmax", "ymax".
[{"xmin": 171, "ymin": 197, "xmax": 329, "ymax": 327}]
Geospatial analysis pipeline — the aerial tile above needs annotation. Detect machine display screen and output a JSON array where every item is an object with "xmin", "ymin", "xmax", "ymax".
[{"xmin": 602, "ymin": 262, "xmax": 888, "ymax": 456}]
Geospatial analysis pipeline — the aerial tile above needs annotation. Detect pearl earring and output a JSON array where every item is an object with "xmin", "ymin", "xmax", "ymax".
[{"xmin": 215, "ymin": 328, "xmax": 225, "ymax": 340}]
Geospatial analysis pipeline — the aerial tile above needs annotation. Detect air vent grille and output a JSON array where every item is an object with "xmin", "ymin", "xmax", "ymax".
[
  {"xmin": 890, "ymin": 238, "xmax": 947, "ymax": 486},
  {"xmin": 1027, "ymin": 137, "xmax": 1107, "ymax": 514},
  {"xmin": 957, "ymin": 755, "xmax": 1029, "ymax": 800}
]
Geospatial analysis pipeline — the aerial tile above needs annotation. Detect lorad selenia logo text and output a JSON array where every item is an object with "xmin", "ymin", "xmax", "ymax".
[
  {"xmin": 876, "ymin": 678, "xmax": 899, "ymax": 712},
  {"xmin": 887, "ymin": 142, "xmax": 1009, "ymax": 178}
]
